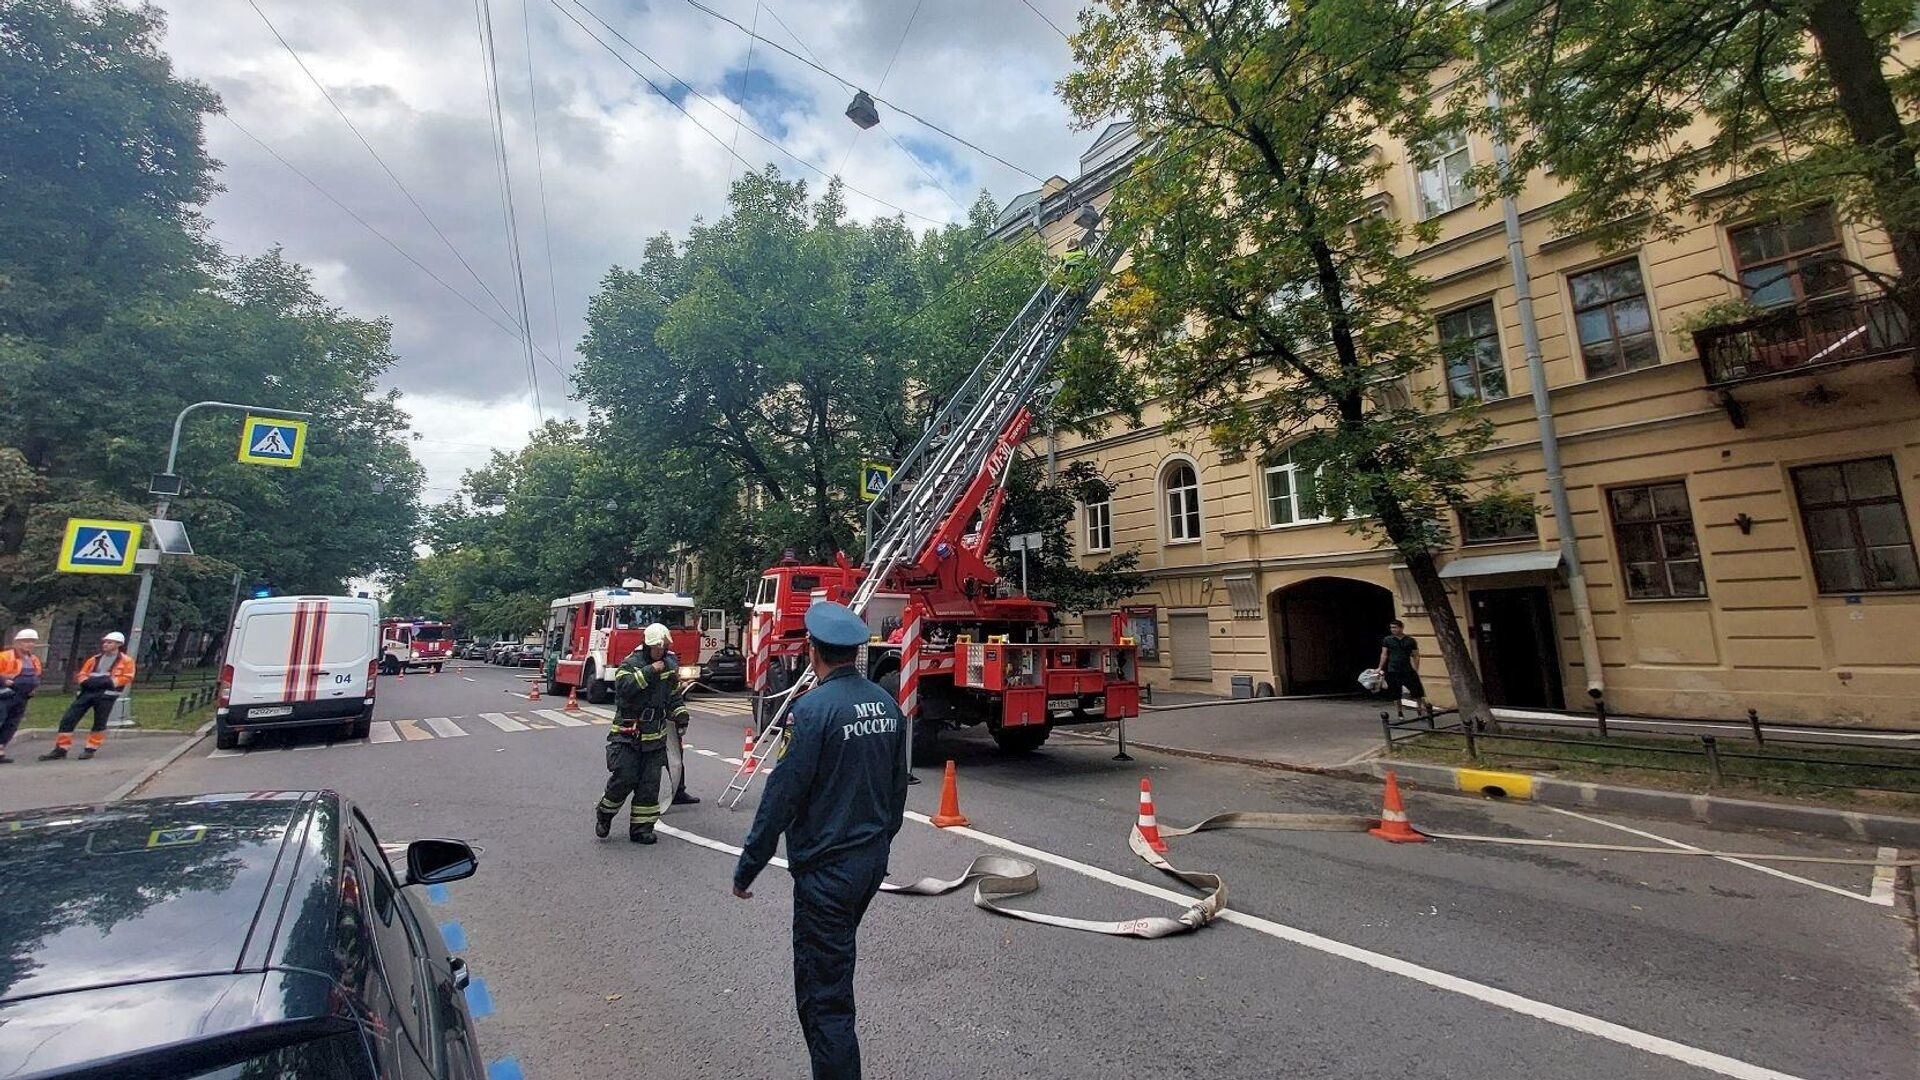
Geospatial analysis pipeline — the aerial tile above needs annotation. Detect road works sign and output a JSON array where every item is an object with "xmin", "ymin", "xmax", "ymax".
[
  {"xmin": 238, "ymin": 415, "xmax": 307, "ymax": 468},
  {"xmin": 859, "ymin": 462, "xmax": 892, "ymax": 502},
  {"xmin": 58, "ymin": 518, "xmax": 142, "ymax": 575}
]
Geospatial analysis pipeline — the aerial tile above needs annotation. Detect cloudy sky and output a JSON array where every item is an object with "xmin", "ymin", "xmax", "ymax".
[{"xmin": 150, "ymin": 0, "xmax": 1095, "ymax": 501}]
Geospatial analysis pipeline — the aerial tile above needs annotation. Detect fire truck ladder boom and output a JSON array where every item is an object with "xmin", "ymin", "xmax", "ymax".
[{"xmin": 720, "ymin": 214, "xmax": 1123, "ymax": 810}]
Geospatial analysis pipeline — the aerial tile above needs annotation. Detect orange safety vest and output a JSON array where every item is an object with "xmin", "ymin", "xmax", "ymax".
[
  {"xmin": 0, "ymin": 650, "xmax": 41, "ymax": 681},
  {"xmin": 76, "ymin": 651, "xmax": 135, "ymax": 690}
]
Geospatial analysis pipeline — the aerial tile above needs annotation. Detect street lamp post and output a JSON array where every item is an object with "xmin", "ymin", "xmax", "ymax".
[{"xmin": 115, "ymin": 400, "xmax": 315, "ymax": 725}]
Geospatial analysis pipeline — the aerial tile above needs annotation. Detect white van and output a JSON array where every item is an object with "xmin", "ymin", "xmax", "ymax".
[{"xmin": 216, "ymin": 595, "xmax": 381, "ymax": 749}]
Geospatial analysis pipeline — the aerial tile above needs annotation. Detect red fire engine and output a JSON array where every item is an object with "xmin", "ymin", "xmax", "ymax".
[
  {"xmin": 543, "ymin": 583, "xmax": 703, "ymax": 702},
  {"xmin": 378, "ymin": 618, "xmax": 452, "ymax": 674}
]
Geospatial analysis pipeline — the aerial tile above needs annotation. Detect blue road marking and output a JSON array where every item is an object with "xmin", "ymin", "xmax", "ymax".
[
  {"xmin": 425, "ymin": 883, "xmax": 450, "ymax": 905},
  {"xmin": 487, "ymin": 1059, "xmax": 525, "ymax": 1080},
  {"xmin": 439, "ymin": 921, "xmax": 468, "ymax": 950},
  {"xmin": 465, "ymin": 976, "xmax": 494, "ymax": 1019}
]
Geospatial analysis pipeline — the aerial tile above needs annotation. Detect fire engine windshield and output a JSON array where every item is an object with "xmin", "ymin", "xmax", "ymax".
[
  {"xmin": 606, "ymin": 605, "xmax": 694, "ymax": 630},
  {"xmin": 413, "ymin": 625, "xmax": 447, "ymax": 640}
]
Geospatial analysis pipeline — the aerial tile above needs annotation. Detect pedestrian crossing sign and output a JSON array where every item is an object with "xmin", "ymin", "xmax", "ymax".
[
  {"xmin": 859, "ymin": 461, "xmax": 892, "ymax": 502},
  {"xmin": 238, "ymin": 415, "xmax": 307, "ymax": 468},
  {"xmin": 57, "ymin": 518, "xmax": 142, "ymax": 575}
]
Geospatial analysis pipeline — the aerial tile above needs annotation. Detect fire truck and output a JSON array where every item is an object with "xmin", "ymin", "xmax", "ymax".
[
  {"xmin": 543, "ymin": 582, "xmax": 702, "ymax": 702},
  {"xmin": 743, "ymin": 209, "xmax": 1140, "ymax": 764},
  {"xmin": 378, "ymin": 617, "xmax": 453, "ymax": 674}
]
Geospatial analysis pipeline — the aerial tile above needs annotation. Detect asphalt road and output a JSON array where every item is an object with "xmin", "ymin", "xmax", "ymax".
[{"xmin": 133, "ymin": 662, "xmax": 1919, "ymax": 1080}]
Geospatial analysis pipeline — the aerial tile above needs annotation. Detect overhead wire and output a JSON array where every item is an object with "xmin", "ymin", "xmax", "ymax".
[
  {"xmin": 244, "ymin": 0, "xmax": 528, "ymax": 337},
  {"xmin": 521, "ymin": 0, "xmax": 570, "ymax": 376},
  {"xmin": 1018, "ymin": 0, "xmax": 1072, "ymax": 42},
  {"xmin": 474, "ymin": 0, "xmax": 546, "ymax": 422},
  {"xmin": 724, "ymin": 1, "xmax": 763, "ymax": 186}
]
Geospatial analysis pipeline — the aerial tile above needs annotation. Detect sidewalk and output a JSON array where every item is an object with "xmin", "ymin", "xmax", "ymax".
[
  {"xmin": 0, "ymin": 728, "xmax": 202, "ymax": 814},
  {"xmin": 1066, "ymin": 695, "xmax": 1389, "ymax": 771}
]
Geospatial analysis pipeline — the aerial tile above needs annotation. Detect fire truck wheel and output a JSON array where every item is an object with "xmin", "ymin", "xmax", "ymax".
[
  {"xmin": 584, "ymin": 664, "xmax": 611, "ymax": 704},
  {"xmin": 379, "ymin": 654, "xmax": 401, "ymax": 676},
  {"xmin": 989, "ymin": 724, "xmax": 1051, "ymax": 754}
]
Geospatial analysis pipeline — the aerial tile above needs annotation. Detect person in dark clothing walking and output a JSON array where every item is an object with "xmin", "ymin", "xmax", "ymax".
[
  {"xmin": 595, "ymin": 623, "xmax": 689, "ymax": 843},
  {"xmin": 0, "ymin": 629, "xmax": 45, "ymax": 764},
  {"xmin": 1377, "ymin": 619, "xmax": 1428, "ymax": 717},
  {"xmin": 733, "ymin": 601, "xmax": 909, "ymax": 1080}
]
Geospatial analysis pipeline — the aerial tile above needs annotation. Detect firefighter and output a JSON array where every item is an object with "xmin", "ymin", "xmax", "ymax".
[
  {"xmin": 0, "ymin": 628, "xmax": 45, "ymax": 764},
  {"xmin": 733, "ymin": 601, "xmax": 909, "ymax": 1080},
  {"xmin": 594, "ymin": 622, "xmax": 688, "ymax": 843},
  {"xmin": 41, "ymin": 631, "xmax": 135, "ymax": 761}
]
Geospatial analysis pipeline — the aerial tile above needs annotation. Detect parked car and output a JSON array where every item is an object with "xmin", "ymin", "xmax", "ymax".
[
  {"xmin": 462, "ymin": 641, "xmax": 493, "ymax": 661},
  {"xmin": 217, "ymin": 594, "xmax": 380, "ymax": 750},
  {"xmin": 488, "ymin": 642, "xmax": 516, "ymax": 665},
  {"xmin": 0, "ymin": 791, "xmax": 483, "ymax": 1079},
  {"xmin": 515, "ymin": 642, "xmax": 544, "ymax": 668},
  {"xmin": 702, "ymin": 644, "xmax": 747, "ymax": 690}
]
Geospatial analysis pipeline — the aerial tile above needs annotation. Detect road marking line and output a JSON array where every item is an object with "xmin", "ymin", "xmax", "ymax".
[
  {"xmin": 393, "ymin": 718, "xmax": 433, "ymax": 742},
  {"xmin": 368, "ymin": 721, "xmax": 401, "ymax": 744},
  {"xmin": 695, "ymin": 748, "xmax": 720, "ymax": 757},
  {"xmin": 480, "ymin": 712, "xmax": 527, "ymax": 732},
  {"xmin": 422, "ymin": 716, "xmax": 468, "ymax": 738},
  {"xmin": 520, "ymin": 716, "xmax": 553, "ymax": 730},
  {"xmin": 536, "ymin": 709, "xmax": 588, "ymax": 727},
  {"xmin": 486, "ymin": 1059, "xmax": 525, "ymax": 1080},
  {"xmin": 208, "ymin": 747, "xmax": 244, "ymax": 758},
  {"xmin": 439, "ymin": 921, "xmax": 468, "ymax": 950},
  {"xmin": 1543, "ymin": 807, "xmax": 1885, "ymax": 906},
  {"xmin": 464, "ymin": 977, "xmax": 494, "ymax": 1019},
  {"xmin": 654, "ymin": 814, "xmax": 1802, "ymax": 1080},
  {"xmin": 1870, "ymin": 847, "xmax": 1899, "ymax": 906},
  {"xmin": 461, "ymin": 676, "xmax": 476, "ymax": 683},
  {"xmin": 583, "ymin": 703, "xmax": 614, "ymax": 719}
]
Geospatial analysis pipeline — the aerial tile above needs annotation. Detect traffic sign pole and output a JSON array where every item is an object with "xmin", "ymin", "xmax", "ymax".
[{"xmin": 115, "ymin": 400, "xmax": 314, "ymax": 726}]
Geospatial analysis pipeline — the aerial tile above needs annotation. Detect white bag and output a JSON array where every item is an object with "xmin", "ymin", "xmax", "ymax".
[{"xmin": 1357, "ymin": 668, "xmax": 1385, "ymax": 692}]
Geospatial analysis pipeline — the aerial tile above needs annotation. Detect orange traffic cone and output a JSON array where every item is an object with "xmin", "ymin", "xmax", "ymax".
[
  {"xmin": 1368, "ymin": 771, "xmax": 1427, "ymax": 843},
  {"xmin": 930, "ymin": 760, "xmax": 970, "ymax": 829},
  {"xmin": 525, "ymin": 681, "xmax": 540, "ymax": 703},
  {"xmin": 565, "ymin": 685, "xmax": 580, "ymax": 711},
  {"xmin": 429, "ymin": 665, "xmax": 437, "ymax": 677},
  {"xmin": 740, "ymin": 727, "xmax": 758, "ymax": 774},
  {"xmin": 396, "ymin": 668, "xmax": 405, "ymax": 682},
  {"xmin": 1135, "ymin": 777, "xmax": 1168, "ymax": 853}
]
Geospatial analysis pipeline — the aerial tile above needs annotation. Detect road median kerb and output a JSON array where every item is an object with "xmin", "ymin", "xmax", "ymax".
[
  {"xmin": 1378, "ymin": 758, "xmax": 1920, "ymax": 847},
  {"xmin": 107, "ymin": 720, "xmax": 215, "ymax": 802}
]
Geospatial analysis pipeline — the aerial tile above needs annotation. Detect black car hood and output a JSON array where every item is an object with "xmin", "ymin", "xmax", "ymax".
[{"xmin": 0, "ymin": 794, "xmax": 313, "ymax": 1005}]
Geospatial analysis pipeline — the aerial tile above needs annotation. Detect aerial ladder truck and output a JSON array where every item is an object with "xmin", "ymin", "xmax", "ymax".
[{"xmin": 724, "ymin": 207, "xmax": 1138, "ymax": 808}]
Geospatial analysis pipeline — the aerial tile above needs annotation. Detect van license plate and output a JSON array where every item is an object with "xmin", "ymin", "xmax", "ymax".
[{"xmin": 250, "ymin": 706, "xmax": 293, "ymax": 718}]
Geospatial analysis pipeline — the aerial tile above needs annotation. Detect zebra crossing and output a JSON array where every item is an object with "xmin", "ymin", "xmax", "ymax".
[{"xmin": 209, "ymin": 695, "xmax": 760, "ymax": 757}]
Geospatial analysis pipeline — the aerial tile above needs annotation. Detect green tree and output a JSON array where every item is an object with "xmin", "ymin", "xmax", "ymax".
[
  {"xmin": 1060, "ymin": 0, "xmax": 1497, "ymax": 724},
  {"xmin": 1477, "ymin": 0, "xmax": 1920, "ymax": 321},
  {"xmin": 989, "ymin": 459, "xmax": 1145, "ymax": 613}
]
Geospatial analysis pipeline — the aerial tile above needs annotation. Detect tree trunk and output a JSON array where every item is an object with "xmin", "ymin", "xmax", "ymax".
[
  {"xmin": 1805, "ymin": 0, "xmax": 1920, "ymax": 324},
  {"xmin": 1401, "ymin": 547, "xmax": 1494, "ymax": 731}
]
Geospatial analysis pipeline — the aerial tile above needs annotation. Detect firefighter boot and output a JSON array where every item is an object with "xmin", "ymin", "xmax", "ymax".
[
  {"xmin": 629, "ymin": 825, "xmax": 657, "ymax": 845},
  {"xmin": 672, "ymin": 788, "xmax": 700, "ymax": 805},
  {"xmin": 595, "ymin": 808, "xmax": 614, "ymax": 839}
]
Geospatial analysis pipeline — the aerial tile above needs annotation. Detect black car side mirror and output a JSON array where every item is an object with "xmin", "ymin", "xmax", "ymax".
[{"xmin": 405, "ymin": 838, "xmax": 478, "ymax": 886}]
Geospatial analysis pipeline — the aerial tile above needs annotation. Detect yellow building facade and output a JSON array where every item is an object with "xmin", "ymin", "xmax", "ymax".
[{"xmin": 1002, "ymin": 110, "xmax": 1919, "ymax": 726}]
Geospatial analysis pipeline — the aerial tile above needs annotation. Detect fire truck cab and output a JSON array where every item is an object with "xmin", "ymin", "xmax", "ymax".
[
  {"xmin": 378, "ymin": 618, "xmax": 452, "ymax": 674},
  {"xmin": 545, "ymin": 583, "xmax": 703, "ymax": 702}
]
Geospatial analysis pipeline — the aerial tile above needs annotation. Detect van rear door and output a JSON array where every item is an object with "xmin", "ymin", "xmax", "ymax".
[{"xmin": 232, "ymin": 599, "xmax": 377, "ymax": 708}]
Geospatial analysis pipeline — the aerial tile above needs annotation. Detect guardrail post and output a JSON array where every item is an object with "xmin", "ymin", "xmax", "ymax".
[
  {"xmin": 1380, "ymin": 711, "xmax": 1393, "ymax": 752},
  {"xmin": 1702, "ymin": 735, "xmax": 1723, "ymax": 785},
  {"xmin": 1747, "ymin": 708, "xmax": 1764, "ymax": 747},
  {"xmin": 1593, "ymin": 694, "xmax": 1609, "ymax": 740},
  {"xmin": 1463, "ymin": 716, "xmax": 1480, "ymax": 762}
]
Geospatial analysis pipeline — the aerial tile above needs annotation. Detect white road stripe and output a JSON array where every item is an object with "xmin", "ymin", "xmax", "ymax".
[
  {"xmin": 480, "ymin": 712, "xmax": 528, "ymax": 732},
  {"xmin": 536, "ymin": 709, "xmax": 589, "ymax": 728},
  {"xmin": 694, "ymin": 748, "xmax": 719, "ymax": 757},
  {"xmin": 208, "ymin": 747, "xmax": 244, "ymax": 758},
  {"xmin": 652, "ymin": 812, "xmax": 1803, "ymax": 1080},
  {"xmin": 1543, "ymin": 807, "xmax": 1885, "ymax": 907},
  {"xmin": 1869, "ymin": 847, "xmax": 1899, "ymax": 906},
  {"xmin": 461, "ymin": 676, "xmax": 476, "ymax": 682},
  {"xmin": 368, "ymin": 721, "xmax": 401, "ymax": 744},
  {"xmin": 582, "ymin": 704, "xmax": 615, "ymax": 720},
  {"xmin": 422, "ymin": 716, "xmax": 468, "ymax": 738}
]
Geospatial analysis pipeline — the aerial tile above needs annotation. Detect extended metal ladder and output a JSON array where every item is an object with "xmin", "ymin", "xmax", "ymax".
[{"xmin": 719, "ymin": 217, "xmax": 1123, "ymax": 809}]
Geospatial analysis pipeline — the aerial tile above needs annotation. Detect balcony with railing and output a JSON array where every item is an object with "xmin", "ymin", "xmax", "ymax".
[{"xmin": 1693, "ymin": 291, "xmax": 1911, "ymax": 389}]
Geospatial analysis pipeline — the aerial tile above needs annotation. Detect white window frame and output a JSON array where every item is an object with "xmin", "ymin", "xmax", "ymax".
[
  {"xmin": 1416, "ymin": 130, "xmax": 1473, "ymax": 219},
  {"xmin": 1083, "ymin": 497, "xmax": 1113, "ymax": 553},
  {"xmin": 1163, "ymin": 461, "xmax": 1203, "ymax": 545},
  {"xmin": 1264, "ymin": 451, "xmax": 1334, "ymax": 528}
]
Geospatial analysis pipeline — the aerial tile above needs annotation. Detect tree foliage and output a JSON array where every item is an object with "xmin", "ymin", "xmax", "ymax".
[
  {"xmin": 1060, "ymin": 0, "xmax": 1497, "ymax": 722},
  {"xmin": 989, "ymin": 459, "xmax": 1145, "ymax": 613}
]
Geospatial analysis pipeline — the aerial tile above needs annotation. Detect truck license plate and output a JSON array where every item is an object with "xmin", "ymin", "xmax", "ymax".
[{"xmin": 251, "ymin": 706, "xmax": 293, "ymax": 718}]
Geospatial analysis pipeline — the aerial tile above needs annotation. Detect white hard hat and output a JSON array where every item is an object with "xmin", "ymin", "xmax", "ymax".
[
  {"xmin": 12, "ymin": 629, "xmax": 38, "ymax": 642},
  {"xmin": 102, "ymin": 631, "xmax": 126, "ymax": 644},
  {"xmin": 643, "ymin": 623, "xmax": 671, "ymax": 647}
]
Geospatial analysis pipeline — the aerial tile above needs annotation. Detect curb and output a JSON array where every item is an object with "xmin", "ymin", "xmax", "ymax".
[
  {"xmin": 1056, "ymin": 728, "xmax": 1382, "ymax": 782},
  {"xmin": 1377, "ymin": 758, "xmax": 1920, "ymax": 847},
  {"xmin": 108, "ymin": 721, "xmax": 214, "ymax": 803}
]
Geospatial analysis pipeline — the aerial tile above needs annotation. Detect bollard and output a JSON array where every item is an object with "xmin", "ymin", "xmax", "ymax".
[
  {"xmin": 1379, "ymin": 711, "xmax": 1394, "ymax": 752},
  {"xmin": 1747, "ymin": 708, "xmax": 1764, "ymax": 747},
  {"xmin": 175, "ymin": 697, "xmax": 186, "ymax": 718},
  {"xmin": 1702, "ymin": 735, "xmax": 1723, "ymax": 785},
  {"xmin": 1592, "ymin": 691, "xmax": 1610, "ymax": 740},
  {"xmin": 1462, "ymin": 716, "xmax": 1480, "ymax": 762}
]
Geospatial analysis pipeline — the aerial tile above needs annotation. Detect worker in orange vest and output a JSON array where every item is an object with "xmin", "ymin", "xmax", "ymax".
[
  {"xmin": 41, "ymin": 631, "xmax": 136, "ymax": 760},
  {"xmin": 0, "ymin": 628, "xmax": 45, "ymax": 764}
]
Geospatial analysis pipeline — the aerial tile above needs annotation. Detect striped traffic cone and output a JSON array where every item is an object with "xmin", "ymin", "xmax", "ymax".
[
  {"xmin": 1135, "ymin": 777, "xmax": 1168, "ymax": 853},
  {"xmin": 1368, "ymin": 771, "xmax": 1427, "ymax": 844},
  {"xmin": 526, "ymin": 681, "xmax": 540, "ymax": 703},
  {"xmin": 565, "ymin": 685, "xmax": 580, "ymax": 711},
  {"xmin": 930, "ymin": 760, "xmax": 969, "ymax": 828},
  {"xmin": 740, "ymin": 727, "xmax": 758, "ymax": 774}
]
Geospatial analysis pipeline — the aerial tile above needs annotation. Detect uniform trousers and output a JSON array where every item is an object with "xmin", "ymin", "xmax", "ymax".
[{"xmin": 790, "ymin": 843, "xmax": 890, "ymax": 1080}]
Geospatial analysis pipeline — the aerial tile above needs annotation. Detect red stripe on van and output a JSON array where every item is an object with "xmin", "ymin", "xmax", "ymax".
[
  {"xmin": 302, "ymin": 600, "xmax": 329, "ymax": 700},
  {"xmin": 283, "ymin": 602, "xmax": 312, "ymax": 702}
]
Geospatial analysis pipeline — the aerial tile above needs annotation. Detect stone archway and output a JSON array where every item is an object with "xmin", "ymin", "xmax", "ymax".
[{"xmin": 1269, "ymin": 577, "xmax": 1396, "ymax": 695}]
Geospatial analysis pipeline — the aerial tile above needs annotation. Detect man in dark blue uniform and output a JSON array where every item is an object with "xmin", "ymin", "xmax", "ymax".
[{"xmin": 733, "ymin": 601, "xmax": 908, "ymax": 1080}]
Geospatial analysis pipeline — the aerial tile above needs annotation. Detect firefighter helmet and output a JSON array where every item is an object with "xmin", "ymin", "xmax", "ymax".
[{"xmin": 643, "ymin": 623, "xmax": 671, "ymax": 647}]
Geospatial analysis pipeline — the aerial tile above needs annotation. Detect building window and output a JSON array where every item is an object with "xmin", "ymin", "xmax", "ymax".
[
  {"xmin": 1438, "ymin": 301, "xmax": 1508, "ymax": 405},
  {"xmin": 1730, "ymin": 206, "xmax": 1847, "ymax": 309},
  {"xmin": 1415, "ymin": 130, "xmax": 1473, "ymax": 219},
  {"xmin": 1264, "ymin": 449, "xmax": 1330, "ymax": 527},
  {"xmin": 1459, "ymin": 496, "xmax": 1539, "ymax": 545},
  {"xmin": 1084, "ymin": 497, "xmax": 1112, "ymax": 553},
  {"xmin": 1569, "ymin": 260, "xmax": 1658, "ymax": 377},
  {"xmin": 1792, "ymin": 457, "xmax": 1920, "ymax": 593},
  {"xmin": 1164, "ymin": 462, "xmax": 1202, "ymax": 544},
  {"xmin": 1608, "ymin": 482, "xmax": 1706, "ymax": 600}
]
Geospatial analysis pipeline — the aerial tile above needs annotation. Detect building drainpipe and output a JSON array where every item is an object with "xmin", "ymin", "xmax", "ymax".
[{"xmin": 1487, "ymin": 84, "xmax": 1606, "ymax": 700}]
